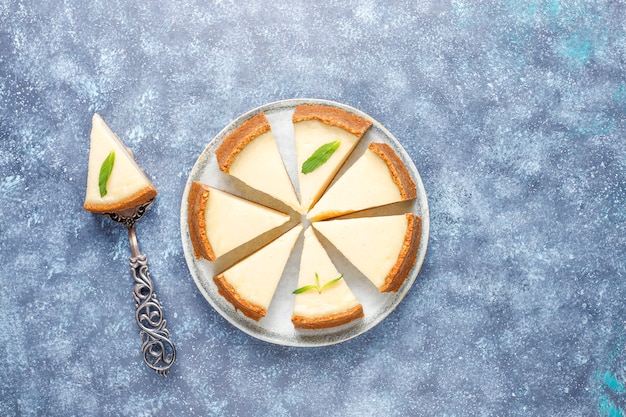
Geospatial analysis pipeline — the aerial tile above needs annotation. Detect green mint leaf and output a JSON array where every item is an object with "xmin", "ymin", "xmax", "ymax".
[
  {"xmin": 293, "ymin": 273, "xmax": 344, "ymax": 294},
  {"xmin": 321, "ymin": 275, "xmax": 344, "ymax": 292},
  {"xmin": 301, "ymin": 140, "xmax": 340, "ymax": 174},
  {"xmin": 293, "ymin": 285, "xmax": 319, "ymax": 294},
  {"xmin": 98, "ymin": 151, "xmax": 115, "ymax": 197}
]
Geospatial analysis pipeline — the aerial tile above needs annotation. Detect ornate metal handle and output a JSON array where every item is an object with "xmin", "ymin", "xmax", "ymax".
[
  {"xmin": 129, "ymin": 253, "xmax": 176, "ymax": 375},
  {"xmin": 104, "ymin": 199, "xmax": 175, "ymax": 374}
]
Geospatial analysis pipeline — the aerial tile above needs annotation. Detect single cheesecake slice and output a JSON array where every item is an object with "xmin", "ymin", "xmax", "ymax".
[
  {"xmin": 84, "ymin": 114, "xmax": 157, "ymax": 213},
  {"xmin": 216, "ymin": 113, "xmax": 301, "ymax": 212},
  {"xmin": 213, "ymin": 225, "xmax": 303, "ymax": 321},
  {"xmin": 293, "ymin": 104, "xmax": 372, "ymax": 211},
  {"xmin": 313, "ymin": 214, "xmax": 422, "ymax": 292},
  {"xmin": 187, "ymin": 182, "xmax": 291, "ymax": 261},
  {"xmin": 291, "ymin": 228, "xmax": 363, "ymax": 329},
  {"xmin": 307, "ymin": 142, "xmax": 416, "ymax": 221}
]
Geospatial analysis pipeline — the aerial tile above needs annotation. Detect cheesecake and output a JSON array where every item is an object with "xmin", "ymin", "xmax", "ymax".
[
  {"xmin": 213, "ymin": 225, "xmax": 302, "ymax": 321},
  {"xmin": 291, "ymin": 228, "xmax": 363, "ymax": 329},
  {"xmin": 187, "ymin": 182, "xmax": 291, "ymax": 261},
  {"xmin": 293, "ymin": 104, "xmax": 372, "ymax": 211},
  {"xmin": 313, "ymin": 214, "xmax": 422, "ymax": 292},
  {"xmin": 84, "ymin": 114, "xmax": 157, "ymax": 213},
  {"xmin": 216, "ymin": 113, "xmax": 301, "ymax": 212},
  {"xmin": 307, "ymin": 142, "xmax": 416, "ymax": 221}
]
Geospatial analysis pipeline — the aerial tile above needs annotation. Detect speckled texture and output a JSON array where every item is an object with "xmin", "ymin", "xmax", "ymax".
[{"xmin": 1, "ymin": 1, "xmax": 625, "ymax": 416}]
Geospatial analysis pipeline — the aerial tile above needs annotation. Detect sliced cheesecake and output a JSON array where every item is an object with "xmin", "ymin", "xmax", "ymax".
[
  {"xmin": 313, "ymin": 214, "xmax": 422, "ymax": 292},
  {"xmin": 307, "ymin": 142, "xmax": 416, "ymax": 221},
  {"xmin": 293, "ymin": 104, "xmax": 372, "ymax": 211},
  {"xmin": 216, "ymin": 113, "xmax": 301, "ymax": 212},
  {"xmin": 213, "ymin": 225, "xmax": 303, "ymax": 321},
  {"xmin": 84, "ymin": 114, "xmax": 157, "ymax": 213},
  {"xmin": 291, "ymin": 228, "xmax": 363, "ymax": 329},
  {"xmin": 187, "ymin": 182, "xmax": 291, "ymax": 261}
]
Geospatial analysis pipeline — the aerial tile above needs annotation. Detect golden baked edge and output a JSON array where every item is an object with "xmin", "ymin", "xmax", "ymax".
[
  {"xmin": 187, "ymin": 181, "xmax": 217, "ymax": 261},
  {"xmin": 292, "ymin": 304, "xmax": 364, "ymax": 329},
  {"xmin": 83, "ymin": 186, "xmax": 157, "ymax": 213},
  {"xmin": 292, "ymin": 104, "xmax": 373, "ymax": 137},
  {"xmin": 380, "ymin": 213, "xmax": 422, "ymax": 292},
  {"xmin": 368, "ymin": 142, "xmax": 417, "ymax": 200},
  {"xmin": 215, "ymin": 113, "xmax": 271, "ymax": 173},
  {"xmin": 213, "ymin": 274, "xmax": 266, "ymax": 321}
]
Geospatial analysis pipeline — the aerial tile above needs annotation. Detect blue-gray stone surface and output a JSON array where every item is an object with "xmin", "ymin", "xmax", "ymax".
[{"xmin": 1, "ymin": 1, "xmax": 625, "ymax": 416}]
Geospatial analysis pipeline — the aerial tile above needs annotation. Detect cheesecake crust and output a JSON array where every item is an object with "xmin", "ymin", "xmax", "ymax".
[
  {"xmin": 380, "ymin": 214, "xmax": 422, "ymax": 292},
  {"xmin": 292, "ymin": 304, "xmax": 364, "ymax": 329},
  {"xmin": 216, "ymin": 113, "xmax": 272, "ymax": 173},
  {"xmin": 368, "ymin": 142, "xmax": 417, "ymax": 201},
  {"xmin": 83, "ymin": 186, "xmax": 157, "ymax": 213},
  {"xmin": 187, "ymin": 181, "xmax": 217, "ymax": 261},
  {"xmin": 292, "ymin": 104, "xmax": 372, "ymax": 137},
  {"xmin": 213, "ymin": 274, "xmax": 266, "ymax": 321}
]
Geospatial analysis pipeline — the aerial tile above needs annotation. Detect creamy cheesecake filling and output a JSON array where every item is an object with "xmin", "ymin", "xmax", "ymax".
[
  {"xmin": 228, "ymin": 131, "xmax": 301, "ymax": 212},
  {"xmin": 312, "ymin": 215, "xmax": 408, "ymax": 290},
  {"xmin": 85, "ymin": 114, "xmax": 155, "ymax": 208},
  {"xmin": 307, "ymin": 147, "xmax": 403, "ymax": 221},
  {"xmin": 219, "ymin": 225, "xmax": 302, "ymax": 311},
  {"xmin": 204, "ymin": 188, "xmax": 290, "ymax": 258},
  {"xmin": 294, "ymin": 120, "xmax": 361, "ymax": 211},
  {"xmin": 292, "ymin": 228, "xmax": 360, "ymax": 318}
]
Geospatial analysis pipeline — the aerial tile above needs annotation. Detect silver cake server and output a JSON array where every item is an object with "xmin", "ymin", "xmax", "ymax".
[{"xmin": 104, "ymin": 200, "xmax": 176, "ymax": 375}]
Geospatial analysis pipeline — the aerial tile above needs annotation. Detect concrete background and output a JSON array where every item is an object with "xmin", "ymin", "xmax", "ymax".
[{"xmin": 1, "ymin": 1, "xmax": 625, "ymax": 416}]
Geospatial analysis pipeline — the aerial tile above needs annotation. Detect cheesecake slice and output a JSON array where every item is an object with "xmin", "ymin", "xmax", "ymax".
[
  {"xmin": 293, "ymin": 104, "xmax": 372, "ymax": 211},
  {"xmin": 291, "ymin": 228, "xmax": 363, "ymax": 329},
  {"xmin": 216, "ymin": 113, "xmax": 301, "ymax": 212},
  {"xmin": 213, "ymin": 225, "xmax": 303, "ymax": 321},
  {"xmin": 187, "ymin": 182, "xmax": 291, "ymax": 261},
  {"xmin": 313, "ymin": 214, "xmax": 422, "ymax": 292},
  {"xmin": 307, "ymin": 142, "xmax": 416, "ymax": 221},
  {"xmin": 84, "ymin": 114, "xmax": 157, "ymax": 213}
]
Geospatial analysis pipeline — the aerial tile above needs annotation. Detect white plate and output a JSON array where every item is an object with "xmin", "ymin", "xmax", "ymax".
[{"xmin": 180, "ymin": 99, "xmax": 429, "ymax": 347}]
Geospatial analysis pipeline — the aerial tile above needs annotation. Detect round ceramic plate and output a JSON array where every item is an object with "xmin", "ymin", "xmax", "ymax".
[{"xmin": 180, "ymin": 98, "xmax": 429, "ymax": 347}]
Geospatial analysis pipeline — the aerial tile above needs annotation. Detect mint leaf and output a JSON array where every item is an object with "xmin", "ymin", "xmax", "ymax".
[
  {"xmin": 292, "ymin": 285, "xmax": 318, "ymax": 294},
  {"xmin": 292, "ymin": 273, "xmax": 344, "ymax": 294},
  {"xmin": 321, "ymin": 275, "xmax": 344, "ymax": 292},
  {"xmin": 301, "ymin": 140, "xmax": 340, "ymax": 174},
  {"xmin": 98, "ymin": 151, "xmax": 115, "ymax": 197}
]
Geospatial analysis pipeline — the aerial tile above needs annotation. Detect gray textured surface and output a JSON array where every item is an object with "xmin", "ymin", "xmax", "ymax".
[{"xmin": 1, "ymin": 1, "xmax": 625, "ymax": 416}]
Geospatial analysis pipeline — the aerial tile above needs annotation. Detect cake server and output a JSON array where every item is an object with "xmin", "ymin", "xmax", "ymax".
[{"xmin": 104, "ymin": 200, "xmax": 176, "ymax": 375}]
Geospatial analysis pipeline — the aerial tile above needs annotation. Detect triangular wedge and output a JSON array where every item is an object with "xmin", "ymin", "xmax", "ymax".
[
  {"xmin": 293, "ymin": 104, "xmax": 372, "ymax": 211},
  {"xmin": 307, "ymin": 142, "xmax": 416, "ymax": 221},
  {"xmin": 216, "ymin": 113, "xmax": 301, "ymax": 212},
  {"xmin": 313, "ymin": 214, "xmax": 422, "ymax": 292},
  {"xmin": 213, "ymin": 225, "xmax": 303, "ymax": 321},
  {"xmin": 84, "ymin": 114, "xmax": 157, "ymax": 213},
  {"xmin": 291, "ymin": 228, "xmax": 363, "ymax": 329},
  {"xmin": 187, "ymin": 182, "xmax": 291, "ymax": 261}
]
